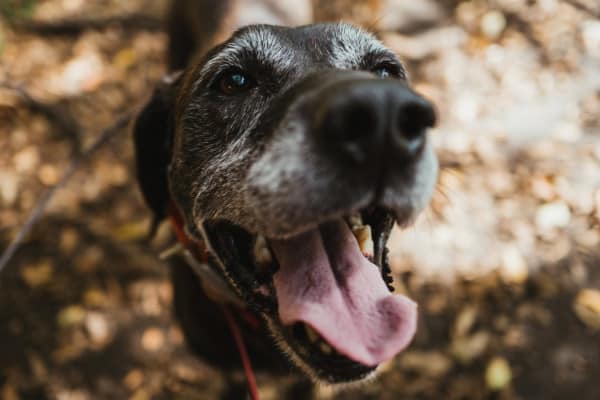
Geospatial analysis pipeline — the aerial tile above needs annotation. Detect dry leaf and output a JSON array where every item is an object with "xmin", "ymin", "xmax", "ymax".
[
  {"xmin": 21, "ymin": 260, "xmax": 53, "ymax": 288},
  {"xmin": 451, "ymin": 331, "xmax": 490, "ymax": 364},
  {"xmin": 400, "ymin": 351, "xmax": 453, "ymax": 377},
  {"xmin": 573, "ymin": 289, "xmax": 600, "ymax": 330},
  {"xmin": 141, "ymin": 327, "xmax": 164, "ymax": 352},
  {"xmin": 485, "ymin": 357, "xmax": 512, "ymax": 390},
  {"xmin": 57, "ymin": 305, "xmax": 86, "ymax": 328}
]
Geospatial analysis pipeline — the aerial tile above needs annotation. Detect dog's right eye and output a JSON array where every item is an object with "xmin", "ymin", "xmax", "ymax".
[{"xmin": 217, "ymin": 70, "xmax": 255, "ymax": 95}]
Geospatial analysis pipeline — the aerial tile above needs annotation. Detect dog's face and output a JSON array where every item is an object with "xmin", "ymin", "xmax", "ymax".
[{"xmin": 134, "ymin": 23, "xmax": 438, "ymax": 383}]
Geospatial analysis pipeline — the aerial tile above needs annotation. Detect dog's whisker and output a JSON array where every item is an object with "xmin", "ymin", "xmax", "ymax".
[{"xmin": 159, "ymin": 242, "xmax": 185, "ymax": 260}]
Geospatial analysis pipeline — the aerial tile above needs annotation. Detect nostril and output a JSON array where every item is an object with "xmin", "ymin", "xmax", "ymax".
[
  {"xmin": 395, "ymin": 101, "xmax": 435, "ymax": 154},
  {"xmin": 397, "ymin": 102, "xmax": 435, "ymax": 139},
  {"xmin": 317, "ymin": 98, "xmax": 381, "ymax": 164}
]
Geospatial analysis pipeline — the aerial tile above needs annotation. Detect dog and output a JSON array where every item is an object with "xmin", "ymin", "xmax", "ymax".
[{"xmin": 133, "ymin": 0, "xmax": 438, "ymax": 387}]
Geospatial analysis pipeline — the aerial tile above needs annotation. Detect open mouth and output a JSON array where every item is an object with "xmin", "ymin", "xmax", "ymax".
[{"xmin": 202, "ymin": 207, "xmax": 417, "ymax": 382}]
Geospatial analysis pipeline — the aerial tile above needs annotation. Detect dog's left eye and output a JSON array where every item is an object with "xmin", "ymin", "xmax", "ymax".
[
  {"xmin": 217, "ymin": 70, "xmax": 254, "ymax": 95},
  {"xmin": 371, "ymin": 62, "xmax": 403, "ymax": 79},
  {"xmin": 372, "ymin": 66, "xmax": 392, "ymax": 79}
]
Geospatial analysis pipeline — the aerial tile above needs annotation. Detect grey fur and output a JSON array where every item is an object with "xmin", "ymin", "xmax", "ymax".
[
  {"xmin": 193, "ymin": 27, "xmax": 295, "ymax": 93},
  {"xmin": 169, "ymin": 24, "xmax": 427, "ymax": 238},
  {"xmin": 138, "ymin": 22, "xmax": 438, "ymax": 383}
]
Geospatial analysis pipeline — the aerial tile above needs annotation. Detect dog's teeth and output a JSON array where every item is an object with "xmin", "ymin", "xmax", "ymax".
[
  {"xmin": 348, "ymin": 212, "xmax": 363, "ymax": 229},
  {"xmin": 348, "ymin": 212, "xmax": 373, "ymax": 257},
  {"xmin": 319, "ymin": 342, "xmax": 333, "ymax": 354},
  {"xmin": 253, "ymin": 235, "xmax": 273, "ymax": 265},
  {"xmin": 353, "ymin": 225, "xmax": 374, "ymax": 258},
  {"xmin": 304, "ymin": 324, "xmax": 319, "ymax": 344}
]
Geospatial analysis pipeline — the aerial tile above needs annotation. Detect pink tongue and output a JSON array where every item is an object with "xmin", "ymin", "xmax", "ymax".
[{"xmin": 270, "ymin": 220, "xmax": 417, "ymax": 366}]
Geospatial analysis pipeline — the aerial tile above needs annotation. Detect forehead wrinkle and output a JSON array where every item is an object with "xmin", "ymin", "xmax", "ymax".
[{"xmin": 193, "ymin": 27, "xmax": 294, "ymax": 92}]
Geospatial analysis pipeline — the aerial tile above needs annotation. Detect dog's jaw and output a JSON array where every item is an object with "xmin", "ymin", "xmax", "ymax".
[
  {"xmin": 194, "ymin": 204, "xmax": 421, "ymax": 384},
  {"xmin": 265, "ymin": 317, "xmax": 379, "ymax": 386}
]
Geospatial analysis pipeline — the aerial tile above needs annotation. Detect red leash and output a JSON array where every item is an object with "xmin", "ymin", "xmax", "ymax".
[
  {"xmin": 223, "ymin": 305, "xmax": 260, "ymax": 400},
  {"xmin": 168, "ymin": 204, "xmax": 260, "ymax": 400}
]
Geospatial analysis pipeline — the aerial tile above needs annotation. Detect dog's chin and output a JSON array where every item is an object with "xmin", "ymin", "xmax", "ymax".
[{"xmin": 198, "ymin": 205, "xmax": 417, "ymax": 384}]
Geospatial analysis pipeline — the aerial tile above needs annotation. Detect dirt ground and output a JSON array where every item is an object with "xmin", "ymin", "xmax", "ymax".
[{"xmin": 1, "ymin": 1, "xmax": 600, "ymax": 399}]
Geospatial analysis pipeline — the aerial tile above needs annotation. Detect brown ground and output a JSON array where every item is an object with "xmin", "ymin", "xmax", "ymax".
[{"xmin": 1, "ymin": 1, "xmax": 600, "ymax": 399}]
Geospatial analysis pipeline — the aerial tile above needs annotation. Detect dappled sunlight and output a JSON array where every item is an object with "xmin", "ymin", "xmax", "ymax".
[{"xmin": 1, "ymin": 0, "xmax": 599, "ymax": 399}]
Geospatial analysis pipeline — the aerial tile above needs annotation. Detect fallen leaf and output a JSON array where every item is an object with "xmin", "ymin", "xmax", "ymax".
[
  {"xmin": 83, "ymin": 288, "xmax": 109, "ymax": 307},
  {"xmin": 535, "ymin": 201, "xmax": 571, "ymax": 232},
  {"xmin": 501, "ymin": 245, "xmax": 528, "ymax": 284},
  {"xmin": 451, "ymin": 331, "xmax": 490, "ymax": 364},
  {"xmin": 38, "ymin": 164, "xmax": 59, "ymax": 186},
  {"xmin": 573, "ymin": 289, "xmax": 600, "ymax": 330},
  {"xmin": 113, "ymin": 48, "xmax": 137, "ymax": 70},
  {"xmin": 59, "ymin": 228, "xmax": 80, "ymax": 254},
  {"xmin": 480, "ymin": 10, "xmax": 506, "ymax": 40},
  {"xmin": 57, "ymin": 305, "xmax": 86, "ymax": 328},
  {"xmin": 0, "ymin": 171, "xmax": 19, "ymax": 206},
  {"xmin": 1, "ymin": 383, "xmax": 19, "ymax": 400},
  {"xmin": 13, "ymin": 146, "xmax": 39, "ymax": 173},
  {"xmin": 27, "ymin": 351, "xmax": 48, "ymax": 382},
  {"xmin": 75, "ymin": 246, "xmax": 103, "ymax": 273},
  {"xmin": 21, "ymin": 260, "xmax": 53, "ymax": 288},
  {"xmin": 400, "ymin": 351, "xmax": 453, "ymax": 377},
  {"xmin": 129, "ymin": 388, "xmax": 150, "ymax": 400},
  {"xmin": 453, "ymin": 305, "xmax": 478, "ymax": 338},
  {"xmin": 123, "ymin": 369, "xmax": 144, "ymax": 391},
  {"xmin": 141, "ymin": 327, "xmax": 164, "ymax": 352},
  {"xmin": 113, "ymin": 220, "xmax": 150, "ymax": 242},
  {"xmin": 85, "ymin": 312, "xmax": 111, "ymax": 346},
  {"xmin": 485, "ymin": 356, "xmax": 512, "ymax": 390}
]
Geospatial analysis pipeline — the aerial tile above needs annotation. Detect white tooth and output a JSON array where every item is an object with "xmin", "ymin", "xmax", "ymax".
[
  {"xmin": 253, "ymin": 235, "xmax": 273, "ymax": 265},
  {"xmin": 353, "ymin": 225, "xmax": 374, "ymax": 258},
  {"xmin": 348, "ymin": 212, "xmax": 363, "ymax": 230},
  {"xmin": 305, "ymin": 324, "xmax": 319, "ymax": 344},
  {"xmin": 319, "ymin": 342, "xmax": 333, "ymax": 354}
]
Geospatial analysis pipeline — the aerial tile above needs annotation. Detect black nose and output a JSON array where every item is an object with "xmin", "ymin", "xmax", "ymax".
[{"xmin": 314, "ymin": 79, "xmax": 435, "ymax": 164}]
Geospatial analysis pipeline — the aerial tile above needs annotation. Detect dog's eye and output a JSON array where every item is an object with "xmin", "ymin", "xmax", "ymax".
[
  {"xmin": 371, "ymin": 62, "xmax": 404, "ymax": 79},
  {"xmin": 218, "ymin": 70, "xmax": 254, "ymax": 95},
  {"xmin": 372, "ymin": 66, "xmax": 392, "ymax": 79}
]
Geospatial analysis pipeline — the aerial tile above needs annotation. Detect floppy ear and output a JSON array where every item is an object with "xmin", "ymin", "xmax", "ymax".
[{"xmin": 133, "ymin": 72, "xmax": 182, "ymax": 223}]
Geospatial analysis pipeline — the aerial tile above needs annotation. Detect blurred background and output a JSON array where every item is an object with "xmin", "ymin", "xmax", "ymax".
[{"xmin": 0, "ymin": 0, "xmax": 599, "ymax": 399}]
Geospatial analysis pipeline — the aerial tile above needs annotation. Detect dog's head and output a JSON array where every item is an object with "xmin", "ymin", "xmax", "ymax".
[{"xmin": 134, "ymin": 23, "xmax": 438, "ymax": 383}]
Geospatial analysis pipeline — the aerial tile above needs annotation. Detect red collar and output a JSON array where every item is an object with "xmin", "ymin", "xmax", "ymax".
[
  {"xmin": 167, "ymin": 203, "xmax": 261, "ymax": 400},
  {"xmin": 167, "ymin": 203, "xmax": 208, "ymax": 261}
]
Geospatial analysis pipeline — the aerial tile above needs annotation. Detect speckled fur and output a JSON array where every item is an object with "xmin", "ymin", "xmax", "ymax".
[
  {"xmin": 164, "ymin": 24, "xmax": 435, "ymax": 239},
  {"xmin": 134, "ymin": 21, "xmax": 438, "ymax": 383}
]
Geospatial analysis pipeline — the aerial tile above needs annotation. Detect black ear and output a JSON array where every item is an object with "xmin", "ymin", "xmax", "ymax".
[{"xmin": 133, "ymin": 72, "xmax": 182, "ymax": 222}]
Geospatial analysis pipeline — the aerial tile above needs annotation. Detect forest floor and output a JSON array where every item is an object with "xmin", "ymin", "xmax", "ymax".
[{"xmin": 1, "ymin": 1, "xmax": 600, "ymax": 399}]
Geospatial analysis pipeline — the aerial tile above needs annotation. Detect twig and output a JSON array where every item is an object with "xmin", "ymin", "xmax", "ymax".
[
  {"xmin": 502, "ymin": 11, "xmax": 551, "ymax": 65},
  {"xmin": 13, "ymin": 14, "xmax": 163, "ymax": 35},
  {"xmin": 0, "ymin": 82, "xmax": 82, "ymax": 154},
  {"xmin": 563, "ymin": 0, "xmax": 600, "ymax": 18},
  {"xmin": 0, "ymin": 112, "xmax": 133, "ymax": 275}
]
